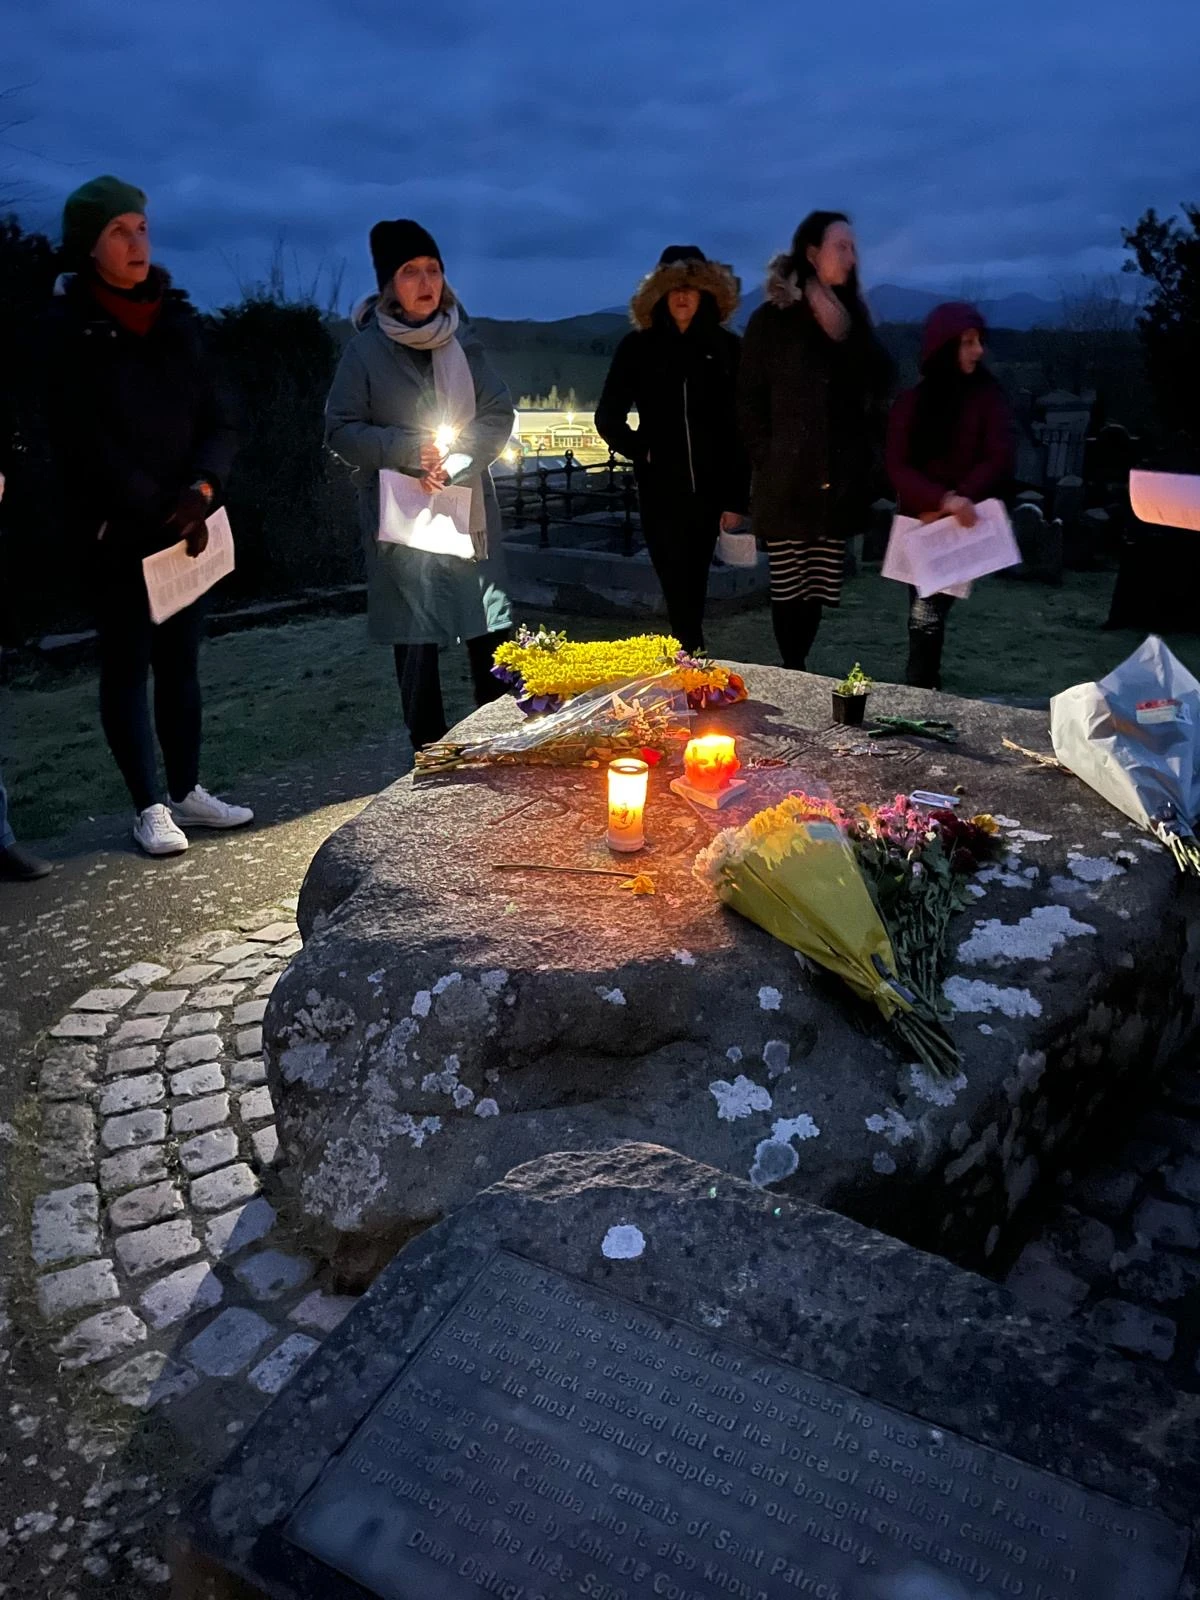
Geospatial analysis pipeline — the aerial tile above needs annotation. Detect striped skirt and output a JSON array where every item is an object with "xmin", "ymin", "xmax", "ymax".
[{"xmin": 766, "ymin": 536, "xmax": 846, "ymax": 607}]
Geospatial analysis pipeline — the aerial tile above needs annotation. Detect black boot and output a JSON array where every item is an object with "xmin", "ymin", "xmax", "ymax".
[
  {"xmin": 905, "ymin": 629, "xmax": 944, "ymax": 690},
  {"xmin": 467, "ymin": 629, "xmax": 512, "ymax": 707},
  {"xmin": 0, "ymin": 843, "xmax": 53, "ymax": 882},
  {"xmin": 772, "ymin": 598, "xmax": 823, "ymax": 671}
]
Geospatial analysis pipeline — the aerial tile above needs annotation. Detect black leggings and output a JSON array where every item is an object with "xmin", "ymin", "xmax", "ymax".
[
  {"xmin": 95, "ymin": 580, "xmax": 205, "ymax": 813},
  {"xmin": 640, "ymin": 495, "xmax": 721, "ymax": 654},
  {"xmin": 393, "ymin": 630, "xmax": 511, "ymax": 751}
]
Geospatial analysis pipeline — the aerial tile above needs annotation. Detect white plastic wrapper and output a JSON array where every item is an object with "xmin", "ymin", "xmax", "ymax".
[{"xmin": 1050, "ymin": 635, "xmax": 1200, "ymax": 865}]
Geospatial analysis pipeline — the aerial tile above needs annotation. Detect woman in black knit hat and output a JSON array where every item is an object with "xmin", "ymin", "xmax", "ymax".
[
  {"xmin": 596, "ymin": 246, "xmax": 749, "ymax": 654},
  {"xmin": 325, "ymin": 220, "xmax": 514, "ymax": 752}
]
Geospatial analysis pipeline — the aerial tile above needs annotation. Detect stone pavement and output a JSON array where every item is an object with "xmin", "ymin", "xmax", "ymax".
[
  {"xmin": 1004, "ymin": 1057, "xmax": 1200, "ymax": 1393},
  {"xmin": 0, "ymin": 732, "xmax": 407, "ymax": 1598}
]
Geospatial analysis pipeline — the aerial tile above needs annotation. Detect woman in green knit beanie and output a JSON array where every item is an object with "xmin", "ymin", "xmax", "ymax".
[
  {"xmin": 60, "ymin": 175, "xmax": 149, "ymax": 271},
  {"xmin": 42, "ymin": 176, "xmax": 253, "ymax": 856}
]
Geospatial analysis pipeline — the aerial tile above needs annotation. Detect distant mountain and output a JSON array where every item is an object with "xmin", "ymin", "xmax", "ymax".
[
  {"xmin": 728, "ymin": 282, "xmax": 1061, "ymax": 331},
  {"xmin": 869, "ymin": 284, "xmax": 1060, "ymax": 330}
]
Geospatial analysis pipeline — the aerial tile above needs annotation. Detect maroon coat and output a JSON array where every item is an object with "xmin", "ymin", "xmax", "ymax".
[{"xmin": 886, "ymin": 302, "xmax": 1014, "ymax": 517}]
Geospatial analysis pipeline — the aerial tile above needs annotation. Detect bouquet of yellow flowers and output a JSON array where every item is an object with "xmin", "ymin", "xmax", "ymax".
[
  {"xmin": 695, "ymin": 796, "xmax": 959, "ymax": 1075},
  {"xmin": 492, "ymin": 627, "xmax": 747, "ymax": 714}
]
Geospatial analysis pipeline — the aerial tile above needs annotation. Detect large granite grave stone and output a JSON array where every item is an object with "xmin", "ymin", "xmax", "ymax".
[
  {"xmin": 265, "ymin": 663, "xmax": 1200, "ymax": 1281},
  {"xmin": 172, "ymin": 1144, "xmax": 1196, "ymax": 1599}
]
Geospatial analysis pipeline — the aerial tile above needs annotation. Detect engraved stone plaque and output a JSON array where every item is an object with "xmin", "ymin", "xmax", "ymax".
[{"xmin": 287, "ymin": 1253, "xmax": 1187, "ymax": 1599}]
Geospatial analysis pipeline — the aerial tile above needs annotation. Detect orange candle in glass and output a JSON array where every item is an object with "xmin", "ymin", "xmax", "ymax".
[
  {"xmin": 607, "ymin": 757, "xmax": 649, "ymax": 852},
  {"xmin": 683, "ymin": 734, "xmax": 740, "ymax": 793}
]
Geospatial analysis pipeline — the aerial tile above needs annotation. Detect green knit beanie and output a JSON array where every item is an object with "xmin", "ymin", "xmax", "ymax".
[{"xmin": 61, "ymin": 175, "xmax": 148, "ymax": 265}]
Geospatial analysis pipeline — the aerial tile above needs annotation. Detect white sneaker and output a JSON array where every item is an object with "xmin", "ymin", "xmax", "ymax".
[
  {"xmin": 134, "ymin": 804, "xmax": 189, "ymax": 857},
  {"xmin": 171, "ymin": 785, "xmax": 254, "ymax": 830}
]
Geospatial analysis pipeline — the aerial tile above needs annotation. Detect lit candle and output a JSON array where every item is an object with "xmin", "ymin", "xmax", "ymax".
[
  {"xmin": 683, "ymin": 734, "xmax": 740, "ymax": 793},
  {"xmin": 607, "ymin": 757, "xmax": 649, "ymax": 853},
  {"xmin": 434, "ymin": 423, "xmax": 458, "ymax": 455}
]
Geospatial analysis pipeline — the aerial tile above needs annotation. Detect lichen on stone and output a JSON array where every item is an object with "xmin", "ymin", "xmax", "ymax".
[
  {"xmin": 601, "ymin": 1224, "xmax": 645, "ymax": 1260},
  {"xmin": 749, "ymin": 1139, "xmax": 799, "ymax": 1187},
  {"xmin": 762, "ymin": 1040, "xmax": 790, "ymax": 1078},
  {"xmin": 957, "ymin": 904, "xmax": 1096, "ymax": 965},
  {"xmin": 865, "ymin": 1108, "xmax": 916, "ymax": 1146},
  {"xmin": 943, "ymin": 977, "xmax": 1042, "ymax": 1019},
  {"xmin": 279, "ymin": 1042, "xmax": 337, "ymax": 1088},
  {"xmin": 302, "ymin": 1139, "xmax": 388, "ymax": 1230},
  {"xmin": 907, "ymin": 1065, "xmax": 968, "ymax": 1107},
  {"xmin": 1067, "ymin": 854, "xmax": 1125, "ymax": 884},
  {"xmin": 709, "ymin": 1075, "xmax": 772, "ymax": 1121},
  {"xmin": 771, "ymin": 1114, "xmax": 820, "ymax": 1143}
]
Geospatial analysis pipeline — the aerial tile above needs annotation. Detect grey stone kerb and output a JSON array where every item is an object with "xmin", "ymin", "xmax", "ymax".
[{"xmin": 265, "ymin": 663, "xmax": 1200, "ymax": 1280}]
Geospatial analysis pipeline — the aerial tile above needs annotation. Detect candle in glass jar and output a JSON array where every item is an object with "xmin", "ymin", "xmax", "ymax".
[
  {"xmin": 607, "ymin": 757, "xmax": 649, "ymax": 852},
  {"xmin": 682, "ymin": 734, "xmax": 739, "ymax": 793}
]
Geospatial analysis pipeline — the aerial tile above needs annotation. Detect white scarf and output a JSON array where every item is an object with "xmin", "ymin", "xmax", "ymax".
[{"xmin": 368, "ymin": 294, "xmax": 488, "ymax": 553}]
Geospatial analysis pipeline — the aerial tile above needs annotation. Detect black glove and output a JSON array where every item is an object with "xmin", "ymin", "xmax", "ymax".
[
  {"xmin": 184, "ymin": 523, "xmax": 209, "ymax": 558},
  {"xmin": 165, "ymin": 484, "xmax": 213, "ymax": 558}
]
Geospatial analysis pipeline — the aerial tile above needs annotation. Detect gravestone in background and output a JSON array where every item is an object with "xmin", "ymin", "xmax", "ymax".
[
  {"xmin": 172, "ymin": 1144, "xmax": 1196, "ymax": 1599},
  {"xmin": 1004, "ymin": 502, "xmax": 1064, "ymax": 585}
]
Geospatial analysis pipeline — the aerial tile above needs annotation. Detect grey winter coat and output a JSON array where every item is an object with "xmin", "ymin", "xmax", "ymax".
[{"xmin": 325, "ymin": 309, "xmax": 513, "ymax": 647}]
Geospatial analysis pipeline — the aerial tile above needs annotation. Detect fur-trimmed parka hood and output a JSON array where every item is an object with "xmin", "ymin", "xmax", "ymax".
[
  {"xmin": 629, "ymin": 257, "xmax": 740, "ymax": 329},
  {"xmin": 764, "ymin": 253, "xmax": 806, "ymax": 310}
]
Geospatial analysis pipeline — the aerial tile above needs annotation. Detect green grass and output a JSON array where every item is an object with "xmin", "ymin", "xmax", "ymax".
[{"xmin": 3, "ymin": 570, "xmax": 1196, "ymax": 842}]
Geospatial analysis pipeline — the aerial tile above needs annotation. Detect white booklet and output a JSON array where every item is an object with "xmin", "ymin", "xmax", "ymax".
[
  {"xmin": 142, "ymin": 505, "xmax": 235, "ymax": 625},
  {"xmin": 378, "ymin": 468, "xmax": 474, "ymax": 559},
  {"xmin": 1130, "ymin": 470, "xmax": 1200, "ymax": 532},
  {"xmin": 882, "ymin": 497, "xmax": 1019, "ymax": 600}
]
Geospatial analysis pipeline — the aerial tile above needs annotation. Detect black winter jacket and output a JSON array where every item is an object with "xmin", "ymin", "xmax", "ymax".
[
  {"xmin": 42, "ymin": 270, "xmax": 237, "ymax": 567},
  {"xmin": 739, "ymin": 266, "xmax": 893, "ymax": 542},
  {"xmin": 595, "ymin": 320, "xmax": 749, "ymax": 516}
]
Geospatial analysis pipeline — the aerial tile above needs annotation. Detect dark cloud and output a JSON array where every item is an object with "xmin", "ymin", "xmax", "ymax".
[{"xmin": 6, "ymin": 0, "xmax": 1199, "ymax": 316}]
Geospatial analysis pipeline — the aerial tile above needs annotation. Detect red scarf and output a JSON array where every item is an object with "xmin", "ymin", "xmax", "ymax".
[{"xmin": 90, "ymin": 275, "xmax": 164, "ymax": 337}]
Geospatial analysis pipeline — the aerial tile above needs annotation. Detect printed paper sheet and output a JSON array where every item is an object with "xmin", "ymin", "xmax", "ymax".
[{"xmin": 142, "ymin": 507, "xmax": 235, "ymax": 625}]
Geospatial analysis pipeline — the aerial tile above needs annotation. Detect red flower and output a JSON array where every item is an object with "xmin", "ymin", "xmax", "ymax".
[{"xmin": 640, "ymin": 747, "xmax": 664, "ymax": 766}]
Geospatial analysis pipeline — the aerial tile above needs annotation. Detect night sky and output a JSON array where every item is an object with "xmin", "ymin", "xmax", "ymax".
[{"xmin": 6, "ymin": 0, "xmax": 1199, "ymax": 318}]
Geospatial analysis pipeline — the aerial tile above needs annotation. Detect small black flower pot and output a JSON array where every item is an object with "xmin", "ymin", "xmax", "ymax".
[{"xmin": 832, "ymin": 691, "xmax": 868, "ymax": 726}]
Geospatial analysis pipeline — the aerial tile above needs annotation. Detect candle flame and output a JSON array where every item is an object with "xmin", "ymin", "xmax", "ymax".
[{"xmin": 434, "ymin": 423, "xmax": 458, "ymax": 454}]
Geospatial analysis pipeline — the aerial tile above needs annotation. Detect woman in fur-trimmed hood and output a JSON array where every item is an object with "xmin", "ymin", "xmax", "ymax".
[
  {"xmin": 739, "ymin": 211, "xmax": 894, "ymax": 671},
  {"xmin": 595, "ymin": 245, "xmax": 750, "ymax": 653},
  {"xmin": 325, "ymin": 218, "xmax": 514, "ymax": 754}
]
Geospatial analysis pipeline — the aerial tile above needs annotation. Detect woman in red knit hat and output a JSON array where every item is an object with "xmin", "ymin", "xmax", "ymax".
[{"xmin": 886, "ymin": 302, "xmax": 1014, "ymax": 689}]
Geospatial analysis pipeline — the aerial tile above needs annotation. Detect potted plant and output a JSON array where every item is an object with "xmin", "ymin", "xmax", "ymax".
[{"xmin": 832, "ymin": 662, "xmax": 874, "ymax": 725}]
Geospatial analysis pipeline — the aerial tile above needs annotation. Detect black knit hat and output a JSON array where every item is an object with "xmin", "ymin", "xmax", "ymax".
[
  {"xmin": 657, "ymin": 244, "xmax": 707, "ymax": 267},
  {"xmin": 369, "ymin": 219, "xmax": 443, "ymax": 289}
]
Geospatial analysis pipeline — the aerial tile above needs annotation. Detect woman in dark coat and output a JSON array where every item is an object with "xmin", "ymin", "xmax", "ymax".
[
  {"xmin": 739, "ymin": 212, "xmax": 893, "ymax": 670},
  {"xmin": 886, "ymin": 302, "xmax": 1014, "ymax": 688},
  {"xmin": 43, "ymin": 176, "xmax": 250, "ymax": 857},
  {"xmin": 596, "ymin": 246, "xmax": 749, "ymax": 653}
]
